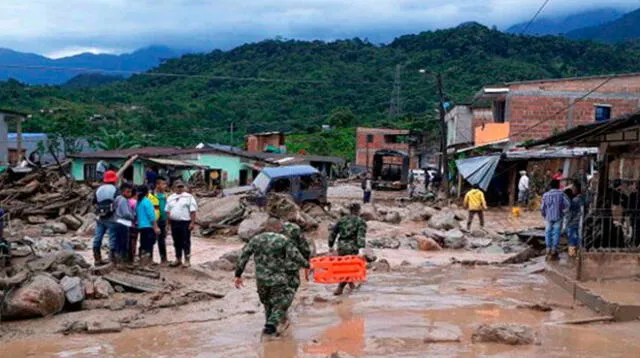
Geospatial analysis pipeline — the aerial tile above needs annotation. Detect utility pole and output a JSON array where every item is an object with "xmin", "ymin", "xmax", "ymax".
[
  {"xmin": 436, "ymin": 73, "xmax": 450, "ymax": 197},
  {"xmin": 389, "ymin": 64, "xmax": 402, "ymax": 118},
  {"xmin": 229, "ymin": 122, "xmax": 234, "ymax": 145}
]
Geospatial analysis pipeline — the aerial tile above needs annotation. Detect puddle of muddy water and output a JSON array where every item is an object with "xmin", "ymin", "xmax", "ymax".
[{"xmin": 2, "ymin": 265, "xmax": 640, "ymax": 358}]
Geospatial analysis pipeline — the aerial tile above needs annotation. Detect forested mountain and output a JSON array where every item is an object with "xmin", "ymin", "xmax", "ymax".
[
  {"xmin": 567, "ymin": 8, "xmax": 640, "ymax": 43},
  {"xmin": 506, "ymin": 8, "xmax": 623, "ymax": 35},
  {"xmin": 0, "ymin": 46, "xmax": 184, "ymax": 85},
  {"xmin": 3, "ymin": 24, "xmax": 640, "ymax": 158}
]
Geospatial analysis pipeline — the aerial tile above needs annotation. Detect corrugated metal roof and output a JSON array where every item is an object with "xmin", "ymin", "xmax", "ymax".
[
  {"xmin": 70, "ymin": 147, "xmax": 204, "ymax": 159},
  {"xmin": 262, "ymin": 165, "xmax": 319, "ymax": 178},
  {"xmin": 145, "ymin": 157, "xmax": 205, "ymax": 168},
  {"xmin": 504, "ymin": 147, "xmax": 598, "ymax": 160}
]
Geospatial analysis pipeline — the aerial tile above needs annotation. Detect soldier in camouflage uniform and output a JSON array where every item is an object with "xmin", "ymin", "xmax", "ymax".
[
  {"xmin": 282, "ymin": 222, "xmax": 312, "ymax": 293},
  {"xmin": 328, "ymin": 202, "xmax": 367, "ymax": 295},
  {"xmin": 234, "ymin": 219, "xmax": 310, "ymax": 336}
]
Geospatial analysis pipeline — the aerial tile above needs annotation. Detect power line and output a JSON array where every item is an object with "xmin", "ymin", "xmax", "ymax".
[
  {"xmin": 509, "ymin": 75, "xmax": 614, "ymax": 139},
  {"xmin": 520, "ymin": 0, "xmax": 552, "ymax": 35}
]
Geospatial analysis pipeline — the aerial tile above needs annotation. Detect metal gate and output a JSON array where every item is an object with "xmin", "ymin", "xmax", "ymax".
[{"xmin": 583, "ymin": 153, "xmax": 640, "ymax": 252}]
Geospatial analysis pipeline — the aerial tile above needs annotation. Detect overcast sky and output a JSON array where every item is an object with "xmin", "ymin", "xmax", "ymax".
[{"xmin": 1, "ymin": 0, "xmax": 638, "ymax": 58}]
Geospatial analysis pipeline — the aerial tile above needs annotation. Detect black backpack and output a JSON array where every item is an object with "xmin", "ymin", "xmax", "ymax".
[{"xmin": 95, "ymin": 199, "xmax": 116, "ymax": 218}]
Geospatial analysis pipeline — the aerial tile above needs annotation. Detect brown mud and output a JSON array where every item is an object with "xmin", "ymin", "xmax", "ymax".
[{"xmin": 2, "ymin": 248, "xmax": 639, "ymax": 357}]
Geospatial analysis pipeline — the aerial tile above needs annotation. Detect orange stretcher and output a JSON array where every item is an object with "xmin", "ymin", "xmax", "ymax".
[{"xmin": 310, "ymin": 255, "xmax": 367, "ymax": 284}]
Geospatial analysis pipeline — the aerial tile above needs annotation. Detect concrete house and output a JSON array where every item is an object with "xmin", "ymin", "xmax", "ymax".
[
  {"xmin": 70, "ymin": 147, "xmax": 274, "ymax": 188},
  {"xmin": 472, "ymin": 73, "xmax": 640, "ymax": 145},
  {"xmin": 0, "ymin": 109, "xmax": 28, "ymax": 168}
]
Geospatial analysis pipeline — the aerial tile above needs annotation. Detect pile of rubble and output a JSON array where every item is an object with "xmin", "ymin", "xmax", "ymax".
[
  {"xmin": 0, "ymin": 248, "xmax": 120, "ymax": 321},
  {"xmin": 0, "ymin": 164, "xmax": 94, "ymax": 235},
  {"xmin": 328, "ymin": 201, "xmax": 534, "ymax": 258},
  {"xmin": 197, "ymin": 193, "xmax": 321, "ymax": 239}
]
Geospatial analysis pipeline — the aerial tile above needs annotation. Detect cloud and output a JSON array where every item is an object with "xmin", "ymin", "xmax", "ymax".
[{"xmin": 0, "ymin": 0, "xmax": 637, "ymax": 55}]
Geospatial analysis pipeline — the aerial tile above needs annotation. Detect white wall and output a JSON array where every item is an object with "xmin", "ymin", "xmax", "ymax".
[{"xmin": 445, "ymin": 106, "xmax": 473, "ymax": 147}]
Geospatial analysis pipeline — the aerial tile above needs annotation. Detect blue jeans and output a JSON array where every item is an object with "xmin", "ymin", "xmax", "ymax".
[
  {"xmin": 93, "ymin": 220, "xmax": 117, "ymax": 251},
  {"xmin": 545, "ymin": 220, "xmax": 562, "ymax": 251},
  {"xmin": 363, "ymin": 191, "xmax": 372, "ymax": 204},
  {"xmin": 567, "ymin": 226, "xmax": 581, "ymax": 247}
]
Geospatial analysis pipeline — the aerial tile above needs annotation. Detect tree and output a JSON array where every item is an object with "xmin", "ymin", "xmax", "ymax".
[
  {"xmin": 39, "ymin": 109, "xmax": 91, "ymax": 157},
  {"xmin": 92, "ymin": 128, "xmax": 141, "ymax": 151},
  {"xmin": 328, "ymin": 107, "xmax": 356, "ymax": 128}
]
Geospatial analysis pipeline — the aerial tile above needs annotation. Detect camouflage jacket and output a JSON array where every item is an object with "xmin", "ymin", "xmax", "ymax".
[
  {"xmin": 329, "ymin": 215, "xmax": 367, "ymax": 255},
  {"xmin": 235, "ymin": 232, "xmax": 310, "ymax": 286},
  {"xmin": 282, "ymin": 222, "xmax": 312, "ymax": 274}
]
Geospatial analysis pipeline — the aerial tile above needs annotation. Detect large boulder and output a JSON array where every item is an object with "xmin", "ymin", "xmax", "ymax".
[
  {"xmin": 423, "ymin": 324, "xmax": 462, "ymax": 343},
  {"xmin": 422, "ymin": 207, "xmax": 439, "ymax": 220},
  {"xmin": 444, "ymin": 229, "xmax": 467, "ymax": 249},
  {"xmin": 60, "ymin": 215, "xmax": 83, "ymax": 231},
  {"xmin": 43, "ymin": 222, "xmax": 68, "ymax": 235},
  {"xmin": 94, "ymin": 277, "xmax": 115, "ymax": 299},
  {"xmin": 60, "ymin": 276, "xmax": 85, "ymax": 304},
  {"xmin": 77, "ymin": 213, "xmax": 97, "ymax": 235},
  {"xmin": 360, "ymin": 204, "xmax": 379, "ymax": 221},
  {"xmin": 384, "ymin": 211, "xmax": 402, "ymax": 224},
  {"xmin": 414, "ymin": 235, "xmax": 442, "ymax": 251},
  {"xmin": 427, "ymin": 212, "xmax": 459, "ymax": 231},
  {"xmin": 2, "ymin": 274, "xmax": 65, "ymax": 320},
  {"xmin": 368, "ymin": 237, "xmax": 401, "ymax": 249},
  {"xmin": 422, "ymin": 228, "xmax": 447, "ymax": 242},
  {"xmin": 369, "ymin": 258, "xmax": 391, "ymax": 272},
  {"xmin": 237, "ymin": 212, "xmax": 270, "ymax": 242},
  {"xmin": 197, "ymin": 196, "xmax": 244, "ymax": 224},
  {"xmin": 471, "ymin": 324, "xmax": 536, "ymax": 345},
  {"xmin": 220, "ymin": 249, "xmax": 242, "ymax": 264}
]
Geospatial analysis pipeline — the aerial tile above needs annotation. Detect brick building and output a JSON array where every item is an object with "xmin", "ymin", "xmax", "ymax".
[
  {"xmin": 473, "ymin": 73, "xmax": 640, "ymax": 144},
  {"xmin": 245, "ymin": 131, "xmax": 285, "ymax": 153},
  {"xmin": 355, "ymin": 127, "xmax": 419, "ymax": 169}
]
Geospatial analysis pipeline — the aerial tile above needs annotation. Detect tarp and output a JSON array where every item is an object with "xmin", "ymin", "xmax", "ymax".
[{"xmin": 455, "ymin": 155, "xmax": 500, "ymax": 191}]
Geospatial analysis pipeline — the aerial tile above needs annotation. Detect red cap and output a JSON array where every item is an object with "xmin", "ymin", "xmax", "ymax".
[{"xmin": 103, "ymin": 170, "xmax": 118, "ymax": 184}]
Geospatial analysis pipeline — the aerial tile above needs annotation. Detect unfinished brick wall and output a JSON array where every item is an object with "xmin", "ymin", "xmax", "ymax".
[
  {"xmin": 505, "ymin": 75, "xmax": 640, "ymax": 142},
  {"xmin": 355, "ymin": 127, "xmax": 418, "ymax": 169}
]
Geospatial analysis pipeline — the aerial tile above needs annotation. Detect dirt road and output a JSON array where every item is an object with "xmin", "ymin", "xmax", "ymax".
[{"xmin": 2, "ymin": 244, "xmax": 639, "ymax": 357}]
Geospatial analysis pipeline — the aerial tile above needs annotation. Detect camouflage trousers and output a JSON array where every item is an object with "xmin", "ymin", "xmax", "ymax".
[
  {"xmin": 287, "ymin": 271, "xmax": 301, "ymax": 292},
  {"xmin": 257, "ymin": 282, "xmax": 295, "ymax": 327}
]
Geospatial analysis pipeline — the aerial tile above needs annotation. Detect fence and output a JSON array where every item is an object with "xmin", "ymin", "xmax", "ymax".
[{"xmin": 583, "ymin": 152, "xmax": 640, "ymax": 252}]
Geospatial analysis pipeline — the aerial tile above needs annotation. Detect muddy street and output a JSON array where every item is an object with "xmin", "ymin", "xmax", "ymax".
[
  {"xmin": 2, "ymin": 183, "xmax": 640, "ymax": 357},
  {"xmin": 2, "ymin": 246, "xmax": 640, "ymax": 357}
]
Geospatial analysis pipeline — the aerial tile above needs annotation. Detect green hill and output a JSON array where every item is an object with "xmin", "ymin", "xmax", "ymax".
[
  {"xmin": 567, "ymin": 8, "xmax": 640, "ymax": 43},
  {"xmin": 4, "ymin": 24, "xmax": 640, "ymax": 158}
]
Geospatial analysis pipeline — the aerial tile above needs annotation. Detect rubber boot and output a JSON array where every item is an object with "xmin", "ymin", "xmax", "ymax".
[
  {"xmin": 110, "ymin": 252, "xmax": 119, "ymax": 268},
  {"xmin": 93, "ymin": 248, "xmax": 107, "ymax": 266},
  {"xmin": 183, "ymin": 255, "xmax": 191, "ymax": 268},
  {"xmin": 334, "ymin": 282, "xmax": 346, "ymax": 296},
  {"xmin": 262, "ymin": 324, "xmax": 277, "ymax": 336}
]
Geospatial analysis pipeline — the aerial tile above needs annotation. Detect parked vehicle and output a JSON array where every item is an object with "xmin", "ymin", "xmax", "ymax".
[
  {"xmin": 372, "ymin": 150, "xmax": 409, "ymax": 190},
  {"xmin": 224, "ymin": 165, "xmax": 328, "ymax": 206}
]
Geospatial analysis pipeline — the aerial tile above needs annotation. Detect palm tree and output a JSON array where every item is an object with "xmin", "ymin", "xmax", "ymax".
[{"xmin": 94, "ymin": 128, "xmax": 141, "ymax": 151}]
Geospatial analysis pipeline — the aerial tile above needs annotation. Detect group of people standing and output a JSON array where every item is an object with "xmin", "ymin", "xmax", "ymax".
[
  {"xmin": 93, "ymin": 170, "xmax": 198, "ymax": 268},
  {"xmin": 541, "ymin": 177, "xmax": 586, "ymax": 260},
  {"xmin": 234, "ymin": 202, "xmax": 367, "ymax": 337}
]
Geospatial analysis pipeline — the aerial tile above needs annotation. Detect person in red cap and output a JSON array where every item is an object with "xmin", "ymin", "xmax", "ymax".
[{"xmin": 92, "ymin": 170, "xmax": 119, "ymax": 265}]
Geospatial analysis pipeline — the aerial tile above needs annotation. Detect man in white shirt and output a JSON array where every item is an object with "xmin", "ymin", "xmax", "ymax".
[
  {"xmin": 165, "ymin": 180, "xmax": 198, "ymax": 268},
  {"xmin": 518, "ymin": 170, "xmax": 530, "ymax": 207}
]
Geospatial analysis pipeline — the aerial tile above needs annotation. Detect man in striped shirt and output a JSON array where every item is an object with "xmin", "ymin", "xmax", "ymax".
[{"xmin": 541, "ymin": 179, "xmax": 570, "ymax": 260}]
